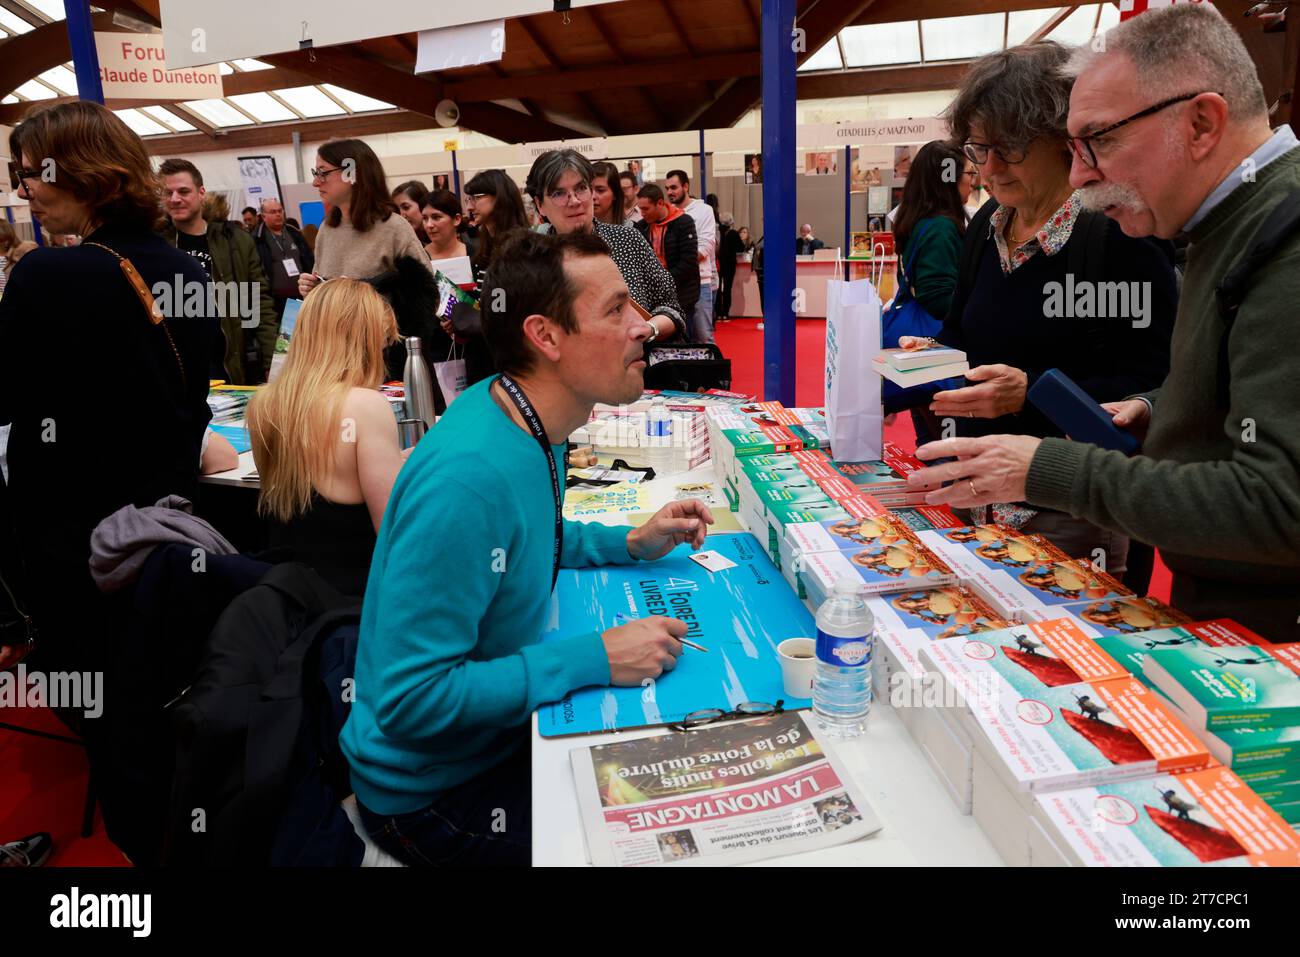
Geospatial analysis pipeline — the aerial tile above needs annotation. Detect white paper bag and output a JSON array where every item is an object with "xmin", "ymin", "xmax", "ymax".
[
  {"xmin": 824, "ymin": 275, "xmax": 884, "ymax": 462},
  {"xmin": 433, "ymin": 342, "xmax": 468, "ymax": 408}
]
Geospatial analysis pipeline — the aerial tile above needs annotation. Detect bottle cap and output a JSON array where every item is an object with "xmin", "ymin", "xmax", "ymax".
[
  {"xmin": 406, "ymin": 336, "xmax": 422, "ymax": 352},
  {"xmin": 833, "ymin": 578, "xmax": 864, "ymax": 598}
]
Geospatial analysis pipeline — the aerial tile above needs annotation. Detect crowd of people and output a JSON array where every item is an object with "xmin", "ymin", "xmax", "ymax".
[{"xmin": 0, "ymin": 2, "xmax": 1296, "ymax": 869}]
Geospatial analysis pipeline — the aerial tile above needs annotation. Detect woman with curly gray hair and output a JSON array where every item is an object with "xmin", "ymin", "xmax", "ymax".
[{"xmin": 903, "ymin": 40, "xmax": 1179, "ymax": 580}]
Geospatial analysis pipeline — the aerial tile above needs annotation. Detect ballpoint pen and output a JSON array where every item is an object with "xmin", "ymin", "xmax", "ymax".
[{"xmin": 615, "ymin": 612, "xmax": 709, "ymax": 653}]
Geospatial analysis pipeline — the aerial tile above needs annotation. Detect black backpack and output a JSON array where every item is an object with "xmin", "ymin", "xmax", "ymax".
[
  {"xmin": 165, "ymin": 562, "xmax": 362, "ymax": 866},
  {"xmin": 642, "ymin": 343, "xmax": 733, "ymax": 393}
]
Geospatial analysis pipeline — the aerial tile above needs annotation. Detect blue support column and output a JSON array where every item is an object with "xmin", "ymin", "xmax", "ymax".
[
  {"xmin": 698, "ymin": 129, "xmax": 707, "ymax": 200},
  {"xmin": 451, "ymin": 150, "xmax": 461, "ymax": 196},
  {"xmin": 65, "ymin": 0, "xmax": 105, "ymax": 105},
  {"xmin": 761, "ymin": 0, "xmax": 796, "ymax": 404},
  {"xmin": 843, "ymin": 144, "xmax": 852, "ymax": 259}
]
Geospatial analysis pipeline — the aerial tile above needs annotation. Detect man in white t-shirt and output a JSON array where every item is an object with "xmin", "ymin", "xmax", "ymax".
[{"xmin": 664, "ymin": 170, "xmax": 717, "ymax": 344}]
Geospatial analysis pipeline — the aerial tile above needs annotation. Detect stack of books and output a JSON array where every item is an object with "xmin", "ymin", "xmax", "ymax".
[
  {"xmin": 1141, "ymin": 641, "xmax": 1300, "ymax": 826},
  {"xmin": 571, "ymin": 393, "xmax": 718, "ymax": 474},
  {"xmin": 206, "ymin": 384, "xmax": 257, "ymax": 425},
  {"xmin": 1034, "ymin": 765, "xmax": 1300, "ymax": 866},
  {"xmin": 873, "ymin": 345, "xmax": 969, "ymax": 388},
  {"xmin": 832, "ymin": 443, "xmax": 934, "ymax": 509}
]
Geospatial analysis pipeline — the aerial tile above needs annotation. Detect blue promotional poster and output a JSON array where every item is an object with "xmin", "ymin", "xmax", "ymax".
[{"xmin": 537, "ymin": 533, "xmax": 814, "ymax": 736}]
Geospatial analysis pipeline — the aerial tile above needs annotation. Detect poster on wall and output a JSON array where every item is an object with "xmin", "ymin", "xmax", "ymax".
[
  {"xmin": 892, "ymin": 145, "xmax": 918, "ymax": 185},
  {"xmin": 804, "ymin": 151, "xmax": 837, "ymax": 176},
  {"xmin": 744, "ymin": 153, "xmax": 763, "ymax": 185},
  {"xmin": 850, "ymin": 146, "xmax": 889, "ymax": 193},
  {"xmin": 867, "ymin": 185, "xmax": 891, "ymax": 215},
  {"xmin": 712, "ymin": 152, "xmax": 745, "ymax": 178},
  {"xmin": 622, "ymin": 159, "xmax": 657, "ymax": 185},
  {"xmin": 432, "ymin": 173, "xmax": 452, "ymax": 192},
  {"xmin": 238, "ymin": 155, "xmax": 282, "ymax": 215}
]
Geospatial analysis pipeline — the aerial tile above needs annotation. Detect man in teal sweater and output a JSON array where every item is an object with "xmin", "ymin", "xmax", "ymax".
[
  {"xmin": 341, "ymin": 229, "xmax": 714, "ymax": 865},
  {"xmin": 905, "ymin": 5, "xmax": 1300, "ymax": 641}
]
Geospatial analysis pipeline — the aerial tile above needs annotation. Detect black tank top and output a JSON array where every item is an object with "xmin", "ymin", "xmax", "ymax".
[{"xmin": 269, "ymin": 493, "xmax": 377, "ymax": 597}]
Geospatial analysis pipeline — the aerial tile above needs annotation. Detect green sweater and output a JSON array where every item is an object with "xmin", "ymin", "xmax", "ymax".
[
  {"xmin": 896, "ymin": 215, "xmax": 963, "ymax": 321},
  {"xmin": 340, "ymin": 377, "xmax": 633, "ymax": 815},
  {"xmin": 1026, "ymin": 148, "xmax": 1300, "ymax": 640}
]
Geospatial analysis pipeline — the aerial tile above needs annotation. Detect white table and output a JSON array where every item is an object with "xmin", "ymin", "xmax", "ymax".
[
  {"xmin": 199, "ymin": 449, "xmax": 259, "ymax": 488},
  {"xmin": 531, "ymin": 701, "xmax": 1002, "ymax": 867},
  {"xmin": 532, "ymin": 463, "xmax": 1003, "ymax": 867}
]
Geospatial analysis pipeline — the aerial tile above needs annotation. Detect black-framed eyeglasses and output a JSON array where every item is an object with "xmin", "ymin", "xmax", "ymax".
[
  {"xmin": 671, "ymin": 700, "xmax": 784, "ymax": 732},
  {"xmin": 8, "ymin": 165, "xmax": 41, "ymax": 194},
  {"xmin": 962, "ymin": 142, "xmax": 1027, "ymax": 166},
  {"xmin": 310, "ymin": 165, "xmax": 342, "ymax": 181},
  {"xmin": 1070, "ymin": 91, "xmax": 1214, "ymax": 169}
]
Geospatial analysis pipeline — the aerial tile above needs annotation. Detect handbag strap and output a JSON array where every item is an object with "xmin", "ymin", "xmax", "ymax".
[
  {"xmin": 84, "ymin": 241, "xmax": 188, "ymax": 389},
  {"xmin": 896, "ymin": 218, "xmax": 935, "ymax": 299}
]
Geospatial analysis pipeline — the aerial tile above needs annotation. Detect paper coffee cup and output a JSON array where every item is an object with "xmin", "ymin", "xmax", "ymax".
[{"xmin": 777, "ymin": 637, "xmax": 817, "ymax": 700}]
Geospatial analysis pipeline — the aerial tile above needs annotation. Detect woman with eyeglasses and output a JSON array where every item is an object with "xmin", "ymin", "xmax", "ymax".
[
  {"xmin": 297, "ymin": 139, "xmax": 431, "ymax": 299},
  {"xmin": 0, "ymin": 102, "xmax": 218, "ymax": 672},
  {"xmin": 525, "ymin": 149, "xmax": 685, "ymax": 342},
  {"xmin": 900, "ymin": 40, "xmax": 1178, "ymax": 579}
]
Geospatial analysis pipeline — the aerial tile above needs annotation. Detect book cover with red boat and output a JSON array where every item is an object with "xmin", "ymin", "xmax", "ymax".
[{"xmin": 1034, "ymin": 765, "xmax": 1300, "ymax": 866}]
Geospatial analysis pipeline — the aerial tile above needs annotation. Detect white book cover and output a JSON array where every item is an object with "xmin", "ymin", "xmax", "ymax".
[
  {"xmin": 1034, "ymin": 766, "xmax": 1300, "ymax": 867},
  {"xmin": 921, "ymin": 642, "xmax": 1213, "ymax": 794}
]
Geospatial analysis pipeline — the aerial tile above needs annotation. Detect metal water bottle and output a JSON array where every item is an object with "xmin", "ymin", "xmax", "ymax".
[{"xmin": 403, "ymin": 336, "xmax": 436, "ymax": 439}]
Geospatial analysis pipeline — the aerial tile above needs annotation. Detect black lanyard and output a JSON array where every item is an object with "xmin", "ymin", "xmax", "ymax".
[{"xmin": 497, "ymin": 373, "xmax": 563, "ymax": 592}]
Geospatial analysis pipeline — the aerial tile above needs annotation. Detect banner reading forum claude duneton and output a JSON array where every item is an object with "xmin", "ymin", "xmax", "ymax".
[{"xmin": 93, "ymin": 33, "xmax": 225, "ymax": 102}]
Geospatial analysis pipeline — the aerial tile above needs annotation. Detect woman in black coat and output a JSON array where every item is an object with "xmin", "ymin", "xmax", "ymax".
[{"xmin": 0, "ymin": 102, "xmax": 218, "ymax": 675}]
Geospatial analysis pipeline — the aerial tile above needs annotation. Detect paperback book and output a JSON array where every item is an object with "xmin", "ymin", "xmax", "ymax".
[
  {"xmin": 917, "ymin": 650, "xmax": 1215, "ymax": 793},
  {"xmin": 1034, "ymin": 765, "xmax": 1300, "ymax": 866},
  {"xmin": 1142, "ymin": 644, "xmax": 1300, "ymax": 731}
]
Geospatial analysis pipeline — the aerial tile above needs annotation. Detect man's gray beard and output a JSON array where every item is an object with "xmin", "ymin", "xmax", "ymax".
[{"xmin": 1078, "ymin": 181, "xmax": 1144, "ymax": 213}]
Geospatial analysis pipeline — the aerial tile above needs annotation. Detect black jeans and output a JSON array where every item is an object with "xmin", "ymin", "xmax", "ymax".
[
  {"xmin": 357, "ymin": 734, "xmax": 531, "ymax": 866},
  {"xmin": 718, "ymin": 267, "xmax": 736, "ymax": 318}
]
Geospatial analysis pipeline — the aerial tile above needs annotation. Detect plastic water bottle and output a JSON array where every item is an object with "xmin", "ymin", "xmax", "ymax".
[
  {"xmin": 644, "ymin": 397, "xmax": 673, "ymax": 474},
  {"xmin": 813, "ymin": 578, "xmax": 875, "ymax": 737}
]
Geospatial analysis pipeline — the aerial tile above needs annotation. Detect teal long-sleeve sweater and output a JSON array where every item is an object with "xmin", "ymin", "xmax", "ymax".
[{"xmin": 340, "ymin": 377, "xmax": 632, "ymax": 815}]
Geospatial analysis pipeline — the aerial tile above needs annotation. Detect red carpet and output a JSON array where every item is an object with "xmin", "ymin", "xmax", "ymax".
[{"xmin": 2, "ymin": 317, "xmax": 1167, "ymax": 868}]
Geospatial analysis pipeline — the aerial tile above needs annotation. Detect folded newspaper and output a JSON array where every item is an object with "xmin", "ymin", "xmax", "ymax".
[{"xmin": 570, "ymin": 711, "xmax": 881, "ymax": 866}]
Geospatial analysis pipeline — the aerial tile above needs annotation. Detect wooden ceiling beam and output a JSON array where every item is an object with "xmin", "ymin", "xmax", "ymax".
[{"xmin": 688, "ymin": 0, "xmax": 880, "ymax": 130}]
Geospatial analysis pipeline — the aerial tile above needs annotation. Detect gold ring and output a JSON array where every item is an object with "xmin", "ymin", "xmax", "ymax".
[{"xmin": 967, "ymin": 479, "xmax": 979, "ymax": 497}]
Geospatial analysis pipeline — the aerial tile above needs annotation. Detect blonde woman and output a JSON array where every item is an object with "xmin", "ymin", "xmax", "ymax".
[{"xmin": 247, "ymin": 278, "xmax": 404, "ymax": 595}]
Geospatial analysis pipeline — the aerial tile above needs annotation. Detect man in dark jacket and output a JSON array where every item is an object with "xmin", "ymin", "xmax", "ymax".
[
  {"xmin": 717, "ymin": 214, "xmax": 745, "ymax": 319},
  {"xmin": 634, "ymin": 184, "xmax": 699, "ymax": 327},
  {"xmin": 252, "ymin": 198, "xmax": 314, "ymax": 329},
  {"xmin": 158, "ymin": 157, "xmax": 277, "ymax": 384}
]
